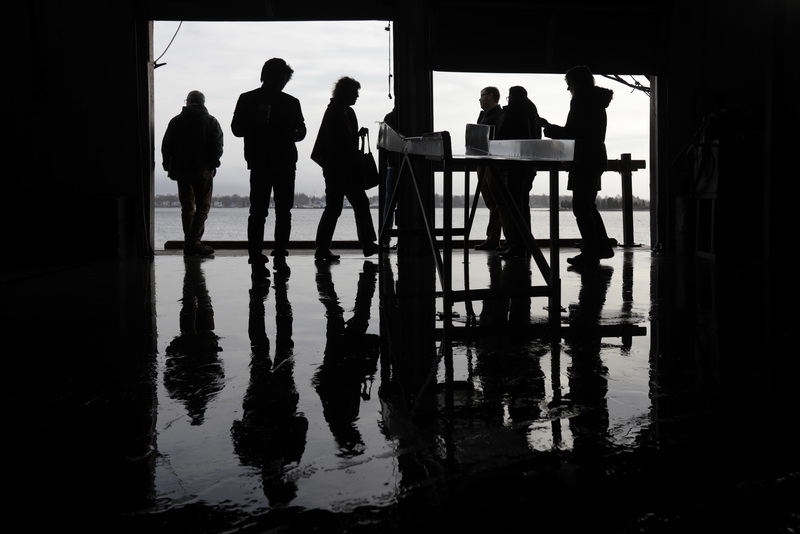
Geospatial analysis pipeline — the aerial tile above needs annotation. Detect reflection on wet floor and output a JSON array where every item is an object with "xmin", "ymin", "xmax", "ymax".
[
  {"xmin": 164, "ymin": 257, "xmax": 224, "ymax": 427},
  {"xmin": 5, "ymin": 247, "xmax": 799, "ymax": 533}
]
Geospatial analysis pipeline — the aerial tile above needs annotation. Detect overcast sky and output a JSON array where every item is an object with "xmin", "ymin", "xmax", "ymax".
[{"xmin": 153, "ymin": 21, "xmax": 651, "ymax": 200}]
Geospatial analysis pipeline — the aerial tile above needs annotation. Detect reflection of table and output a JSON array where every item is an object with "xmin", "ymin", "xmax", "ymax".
[
  {"xmin": 445, "ymin": 156, "xmax": 568, "ymax": 328},
  {"xmin": 378, "ymin": 122, "xmax": 573, "ymax": 331}
]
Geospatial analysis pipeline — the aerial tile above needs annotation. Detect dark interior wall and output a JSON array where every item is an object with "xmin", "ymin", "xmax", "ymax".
[
  {"xmin": 766, "ymin": 0, "xmax": 799, "ymax": 269},
  {"xmin": 429, "ymin": 1, "xmax": 666, "ymax": 75},
  {"xmin": 659, "ymin": 0, "xmax": 798, "ymax": 264},
  {"xmin": 11, "ymin": 1, "xmax": 153, "ymax": 262}
]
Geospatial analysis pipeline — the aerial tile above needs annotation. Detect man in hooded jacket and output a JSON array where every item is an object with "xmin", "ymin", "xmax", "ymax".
[
  {"xmin": 538, "ymin": 65, "xmax": 615, "ymax": 267},
  {"xmin": 162, "ymin": 90, "xmax": 224, "ymax": 256}
]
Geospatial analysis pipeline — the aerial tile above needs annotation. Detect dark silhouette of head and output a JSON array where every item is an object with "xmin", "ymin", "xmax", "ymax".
[
  {"xmin": 261, "ymin": 58, "xmax": 294, "ymax": 90},
  {"xmin": 507, "ymin": 85, "xmax": 528, "ymax": 103},
  {"xmin": 479, "ymin": 86, "xmax": 500, "ymax": 111},
  {"xmin": 186, "ymin": 90, "xmax": 205, "ymax": 105},
  {"xmin": 482, "ymin": 86, "xmax": 500, "ymax": 102},
  {"xmin": 332, "ymin": 76, "xmax": 361, "ymax": 102},
  {"xmin": 565, "ymin": 65, "xmax": 595, "ymax": 93}
]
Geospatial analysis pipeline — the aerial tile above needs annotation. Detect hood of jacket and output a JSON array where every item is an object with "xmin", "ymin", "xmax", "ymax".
[
  {"xmin": 181, "ymin": 103, "xmax": 209, "ymax": 117},
  {"xmin": 588, "ymin": 86, "xmax": 614, "ymax": 109}
]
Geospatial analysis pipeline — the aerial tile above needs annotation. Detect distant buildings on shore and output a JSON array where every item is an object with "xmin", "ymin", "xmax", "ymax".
[{"xmin": 154, "ymin": 193, "xmax": 650, "ymax": 210}]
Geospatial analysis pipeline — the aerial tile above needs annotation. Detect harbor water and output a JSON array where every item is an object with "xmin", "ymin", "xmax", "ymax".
[{"xmin": 155, "ymin": 207, "xmax": 651, "ymax": 249}]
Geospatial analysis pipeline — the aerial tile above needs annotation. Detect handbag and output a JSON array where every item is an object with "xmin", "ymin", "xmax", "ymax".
[{"xmin": 358, "ymin": 131, "xmax": 380, "ymax": 190}]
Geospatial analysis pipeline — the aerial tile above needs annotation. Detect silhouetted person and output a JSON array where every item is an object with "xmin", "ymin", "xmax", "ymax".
[
  {"xmin": 231, "ymin": 260, "xmax": 308, "ymax": 507},
  {"xmin": 311, "ymin": 76, "xmax": 380, "ymax": 262},
  {"xmin": 474, "ymin": 86, "xmax": 505, "ymax": 251},
  {"xmin": 232, "ymin": 58, "xmax": 307, "ymax": 281},
  {"xmin": 312, "ymin": 260, "xmax": 379, "ymax": 457},
  {"xmin": 496, "ymin": 85, "xmax": 542, "ymax": 259},
  {"xmin": 161, "ymin": 90, "xmax": 223, "ymax": 256},
  {"xmin": 538, "ymin": 65, "xmax": 615, "ymax": 267},
  {"xmin": 164, "ymin": 256, "xmax": 223, "ymax": 425}
]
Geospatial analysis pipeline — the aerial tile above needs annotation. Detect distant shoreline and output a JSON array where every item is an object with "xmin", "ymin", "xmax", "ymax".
[
  {"xmin": 154, "ymin": 193, "xmax": 651, "ymax": 211},
  {"xmin": 154, "ymin": 204, "xmax": 651, "ymax": 211}
]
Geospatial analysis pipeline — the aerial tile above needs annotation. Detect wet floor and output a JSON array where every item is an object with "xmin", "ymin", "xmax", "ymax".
[{"xmin": 5, "ymin": 246, "xmax": 798, "ymax": 533}]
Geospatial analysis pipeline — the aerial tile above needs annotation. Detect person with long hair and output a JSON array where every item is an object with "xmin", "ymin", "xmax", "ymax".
[{"xmin": 311, "ymin": 76, "xmax": 380, "ymax": 262}]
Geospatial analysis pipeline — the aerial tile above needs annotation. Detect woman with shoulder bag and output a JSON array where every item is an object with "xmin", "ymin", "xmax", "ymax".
[{"xmin": 311, "ymin": 76, "xmax": 380, "ymax": 262}]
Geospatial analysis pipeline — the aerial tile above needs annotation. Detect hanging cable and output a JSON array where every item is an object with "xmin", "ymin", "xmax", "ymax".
[
  {"xmin": 154, "ymin": 21, "xmax": 183, "ymax": 69},
  {"xmin": 601, "ymin": 74, "xmax": 650, "ymax": 96},
  {"xmin": 385, "ymin": 22, "xmax": 392, "ymax": 99}
]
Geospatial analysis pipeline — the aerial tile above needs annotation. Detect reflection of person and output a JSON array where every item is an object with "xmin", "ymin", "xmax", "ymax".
[
  {"xmin": 161, "ymin": 90, "xmax": 224, "ymax": 256},
  {"xmin": 312, "ymin": 260, "xmax": 379, "ymax": 457},
  {"xmin": 496, "ymin": 86, "xmax": 542, "ymax": 258},
  {"xmin": 479, "ymin": 253, "xmax": 533, "ymax": 328},
  {"xmin": 231, "ymin": 261, "xmax": 308, "ymax": 506},
  {"xmin": 473, "ymin": 320, "xmax": 547, "ymax": 427},
  {"xmin": 474, "ymin": 86, "xmax": 505, "ymax": 251},
  {"xmin": 567, "ymin": 264, "xmax": 614, "ymax": 331},
  {"xmin": 164, "ymin": 257, "xmax": 223, "ymax": 425},
  {"xmin": 311, "ymin": 77, "xmax": 380, "ymax": 262},
  {"xmin": 564, "ymin": 264, "xmax": 613, "ymax": 461},
  {"xmin": 232, "ymin": 58, "xmax": 307, "ymax": 279},
  {"xmin": 538, "ymin": 65, "xmax": 615, "ymax": 267},
  {"xmin": 471, "ymin": 253, "xmax": 546, "ymax": 451}
]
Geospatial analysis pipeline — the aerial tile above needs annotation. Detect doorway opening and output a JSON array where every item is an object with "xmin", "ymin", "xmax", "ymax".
[
  {"xmin": 432, "ymin": 71, "xmax": 652, "ymax": 247},
  {"xmin": 151, "ymin": 20, "xmax": 394, "ymax": 250}
]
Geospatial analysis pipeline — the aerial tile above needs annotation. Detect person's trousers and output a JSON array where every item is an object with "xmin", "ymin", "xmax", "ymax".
[
  {"xmin": 177, "ymin": 169, "xmax": 215, "ymax": 245},
  {"xmin": 248, "ymin": 166, "xmax": 296, "ymax": 258},
  {"xmin": 572, "ymin": 186, "xmax": 613, "ymax": 257},
  {"xmin": 500, "ymin": 169, "xmax": 536, "ymax": 248},
  {"xmin": 479, "ymin": 167, "xmax": 503, "ymax": 244},
  {"xmin": 315, "ymin": 168, "xmax": 377, "ymax": 252}
]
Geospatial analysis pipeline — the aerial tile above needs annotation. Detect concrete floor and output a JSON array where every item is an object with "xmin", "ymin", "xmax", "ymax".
[{"xmin": 4, "ymin": 245, "xmax": 798, "ymax": 533}]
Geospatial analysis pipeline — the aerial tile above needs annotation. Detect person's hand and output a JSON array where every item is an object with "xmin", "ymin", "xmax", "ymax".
[
  {"xmin": 358, "ymin": 127, "xmax": 369, "ymax": 137},
  {"xmin": 536, "ymin": 117, "xmax": 550, "ymax": 127}
]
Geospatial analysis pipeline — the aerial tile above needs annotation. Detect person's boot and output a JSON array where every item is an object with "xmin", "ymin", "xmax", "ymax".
[
  {"xmin": 182, "ymin": 212, "xmax": 194, "ymax": 248},
  {"xmin": 314, "ymin": 249, "xmax": 340, "ymax": 262},
  {"xmin": 247, "ymin": 216, "xmax": 268, "ymax": 265},
  {"xmin": 184, "ymin": 242, "xmax": 215, "ymax": 256},
  {"xmin": 362, "ymin": 242, "xmax": 380, "ymax": 257},
  {"xmin": 190, "ymin": 211, "xmax": 208, "ymax": 244}
]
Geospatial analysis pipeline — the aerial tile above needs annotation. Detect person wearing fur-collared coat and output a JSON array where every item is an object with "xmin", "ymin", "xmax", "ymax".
[{"xmin": 311, "ymin": 76, "xmax": 379, "ymax": 262}]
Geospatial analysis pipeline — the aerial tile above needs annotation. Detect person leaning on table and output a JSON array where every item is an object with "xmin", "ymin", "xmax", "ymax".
[
  {"xmin": 537, "ymin": 65, "xmax": 615, "ymax": 268},
  {"xmin": 473, "ymin": 86, "xmax": 505, "ymax": 251},
  {"xmin": 495, "ymin": 85, "xmax": 542, "ymax": 259}
]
